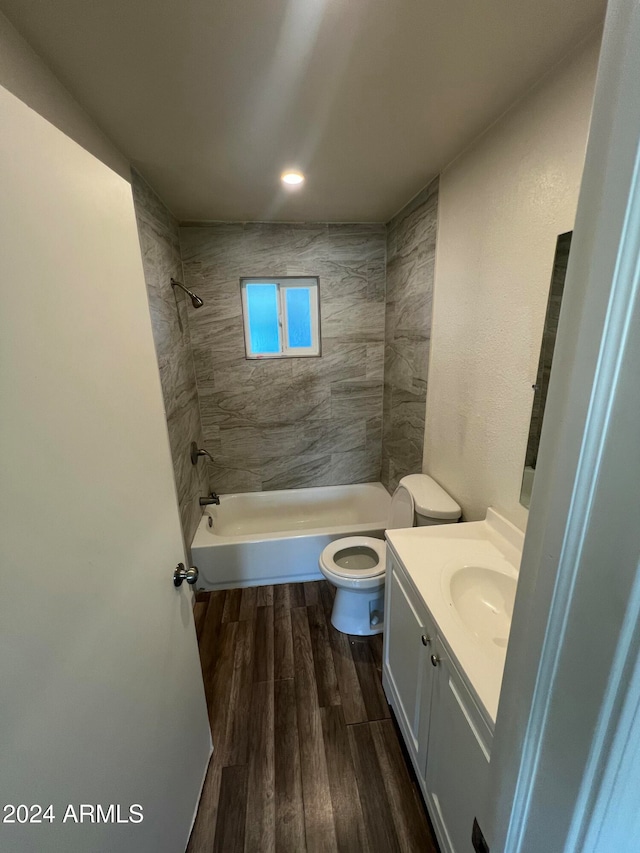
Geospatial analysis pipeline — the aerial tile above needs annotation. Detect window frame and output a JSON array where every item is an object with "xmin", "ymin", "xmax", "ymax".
[{"xmin": 240, "ymin": 276, "xmax": 321, "ymax": 359}]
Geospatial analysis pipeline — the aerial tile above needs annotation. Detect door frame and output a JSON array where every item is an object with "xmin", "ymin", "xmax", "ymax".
[{"xmin": 489, "ymin": 0, "xmax": 640, "ymax": 850}]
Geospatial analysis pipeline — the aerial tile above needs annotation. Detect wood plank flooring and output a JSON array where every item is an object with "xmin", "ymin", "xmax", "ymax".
[{"xmin": 188, "ymin": 581, "xmax": 439, "ymax": 853}]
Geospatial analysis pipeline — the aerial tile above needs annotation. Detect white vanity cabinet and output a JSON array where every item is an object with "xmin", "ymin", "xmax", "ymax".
[
  {"xmin": 382, "ymin": 555, "xmax": 438, "ymax": 777},
  {"xmin": 426, "ymin": 637, "xmax": 491, "ymax": 853},
  {"xmin": 383, "ymin": 547, "xmax": 492, "ymax": 853}
]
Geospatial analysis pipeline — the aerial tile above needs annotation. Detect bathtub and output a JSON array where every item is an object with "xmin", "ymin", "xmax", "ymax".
[{"xmin": 191, "ymin": 482, "xmax": 391, "ymax": 590}]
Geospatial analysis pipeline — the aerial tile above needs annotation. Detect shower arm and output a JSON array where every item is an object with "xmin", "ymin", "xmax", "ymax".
[
  {"xmin": 170, "ymin": 277, "xmax": 193, "ymax": 297},
  {"xmin": 170, "ymin": 278, "xmax": 204, "ymax": 308}
]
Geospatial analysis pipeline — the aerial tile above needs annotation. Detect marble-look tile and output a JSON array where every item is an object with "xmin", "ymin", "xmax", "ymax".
[
  {"xmin": 295, "ymin": 225, "xmax": 385, "ymax": 263},
  {"xmin": 386, "ymin": 460, "xmax": 403, "ymax": 496},
  {"xmin": 257, "ymin": 373, "xmax": 332, "ymax": 426},
  {"xmin": 331, "ymin": 380, "xmax": 383, "ymax": 421},
  {"xmin": 260, "ymin": 420, "xmax": 366, "ymax": 458},
  {"xmin": 180, "ymin": 222, "xmax": 386, "ymax": 493},
  {"xmin": 366, "ymin": 343, "xmax": 385, "ymax": 381},
  {"xmin": 219, "ymin": 425, "xmax": 261, "ymax": 457},
  {"xmin": 133, "ymin": 187, "xmax": 181, "ymax": 251},
  {"xmin": 384, "ymin": 333, "xmax": 430, "ymax": 396},
  {"xmin": 201, "ymin": 423, "xmax": 222, "ymax": 458},
  {"xmin": 384, "ymin": 302, "xmax": 396, "ymax": 348},
  {"xmin": 292, "ymin": 340, "xmax": 367, "ymax": 384},
  {"xmin": 366, "ymin": 417, "xmax": 383, "ymax": 454},
  {"xmin": 245, "ymin": 359, "xmax": 298, "ymax": 397},
  {"xmin": 382, "ymin": 383, "xmax": 393, "ymax": 439},
  {"xmin": 394, "ymin": 256, "xmax": 435, "ymax": 334},
  {"xmin": 386, "ymin": 252, "xmax": 432, "ymax": 307},
  {"xmin": 385, "ymin": 389, "xmax": 426, "ymax": 478},
  {"xmin": 189, "ymin": 310, "xmax": 246, "ymax": 353},
  {"xmin": 132, "ymin": 169, "xmax": 208, "ymax": 546},
  {"xmin": 261, "ymin": 454, "xmax": 334, "ymax": 491},
  {"xmin": 380, "ymin": 452, "xmax": 391, "ymax": 493},
  {"xmin": 159, "ymin": 350, "xmax": 199, "ymax": 420},
  {"xmin": 328, "ymin": 450, "xmax": 382, "ymax": 484},
  {"xmin": 321, "ymin": 299, "xmax": 386, "ymax": 342},
  {"xmin": 168, "ymin": 409, "xmax": 210, "ymax": 531},
  {"xmin": 391, "ymin": 181, "xmax": 439, "ymax": 259},
  {"xmin": 189, "ymin": 346, "xmax": 218, "ymax": 385},
  {"xmin": 367, "ymin": 260, "xmax": 387, "ymax": 302},
  {"xmin": 184, "ymin": 287, "xmax": 243, "ymax": 324},
  {"xmin": 291, "ymin": 260, "xmax": 368, "ymax": 300},
  {"xmin": 210, "ymin": 459, "xmax": 262, "ymax": 494},
  {"xmin": 195, "ymin": 334, "xmax": 248, "ymax": 380},
  {"xmin": 381, "ymin": 176, "xmax": 438, "ymax": 492},
  {"xmin": 199, "ymin": 385, "xmax": 259, "ymax": 430},
  {"xmin": 260, "ymin": 448, "xmax": 381, "ymax": 491}
]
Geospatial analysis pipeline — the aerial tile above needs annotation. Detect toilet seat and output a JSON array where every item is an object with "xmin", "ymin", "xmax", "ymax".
[
  {"xmin": 319, "ymin": 536, "xmax": 386, "ymax": 579},
  {"xmin": 317, "ymin": 476, "xmax": 460, "ymax": 636}
]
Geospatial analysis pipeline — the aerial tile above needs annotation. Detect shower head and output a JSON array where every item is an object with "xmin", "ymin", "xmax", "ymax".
[{"xmin": 170, "ymin": 277, "xmax": 204, "ymax": 309}]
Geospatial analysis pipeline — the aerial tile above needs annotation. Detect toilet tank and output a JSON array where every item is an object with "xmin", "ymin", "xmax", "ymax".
[{"xmin": 399, "ymin": 474, "xmax": 461, "ymax": 526}]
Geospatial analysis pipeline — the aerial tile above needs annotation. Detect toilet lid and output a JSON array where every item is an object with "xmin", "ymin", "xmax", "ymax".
[
  {"xmin": 320, "ymin": 536, "xmax": 386, "ymax": 579},
  {"xmin": 387, "ymin": 484, "xmax": 415, "ymax": 529}
]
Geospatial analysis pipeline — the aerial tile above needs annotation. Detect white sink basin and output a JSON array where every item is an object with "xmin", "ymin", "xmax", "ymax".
[
  {"xmin": 448, "ymin": 565, "xmax": 517, "ymax": 651},
  {"xmin": 386, "ymin": 508, "xmax": 523, "ymax": 724}
]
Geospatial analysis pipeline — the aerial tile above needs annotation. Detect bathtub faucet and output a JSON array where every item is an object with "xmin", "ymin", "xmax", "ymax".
[{"xmin": 199, "ymin": 492, "xmax": 220, "ymax": 506}]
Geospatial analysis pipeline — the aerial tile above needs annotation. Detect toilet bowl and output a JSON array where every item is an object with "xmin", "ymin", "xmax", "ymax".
[
  {"xmin": 319, "ymin": 475, "xmax": 461, "ymax": 635},
  {"xmin": 319, "ymin": 536, "xmax": 387, "ymax": 635}
]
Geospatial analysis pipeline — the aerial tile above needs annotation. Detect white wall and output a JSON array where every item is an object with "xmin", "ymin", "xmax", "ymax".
[
  {"xmin": 0, "ymin": 10, "xmax": 129, "ymax": 178},
  {"xmin": 423, "ymin": 32, "xmax": 601, "ymax": 530}
]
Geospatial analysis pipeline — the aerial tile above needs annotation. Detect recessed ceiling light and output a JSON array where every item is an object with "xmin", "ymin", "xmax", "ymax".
[{"xmin": 281, "ymin": 170, "xmax": 305, "ymax": 186}]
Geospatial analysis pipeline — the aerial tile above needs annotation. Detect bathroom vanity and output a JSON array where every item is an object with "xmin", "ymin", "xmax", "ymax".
[{"xmin": 383, "ymin": 510, "xmax": 523, "ymax": 853}]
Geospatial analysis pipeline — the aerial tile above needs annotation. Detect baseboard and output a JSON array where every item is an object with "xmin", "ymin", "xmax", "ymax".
[{"xmin": 185, "ymin": 738, "xmax": 214, "ymax": 852}]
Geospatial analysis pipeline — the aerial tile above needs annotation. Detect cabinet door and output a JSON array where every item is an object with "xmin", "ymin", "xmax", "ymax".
[
  {"xmin": 425, "ymin": 640, "xmax": 492, "ymax": 853},
  {"xmin": 383, "ymin": 558, "xmax": 436, "ymax": 768}
]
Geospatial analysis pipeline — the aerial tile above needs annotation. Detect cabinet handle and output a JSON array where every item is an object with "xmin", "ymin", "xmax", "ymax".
[
  {"xmin": 430, "ymin": 654, "xmax": 440, "ymax": 667},
  {"xmin": 421, "ymin": 634, "xmax": 430, "ymax": 646}
]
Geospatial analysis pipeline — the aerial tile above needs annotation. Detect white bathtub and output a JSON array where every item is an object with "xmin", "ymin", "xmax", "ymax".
[{"xmin": 191, "ymin": 482, "xmax": 391, "ymax": 590}]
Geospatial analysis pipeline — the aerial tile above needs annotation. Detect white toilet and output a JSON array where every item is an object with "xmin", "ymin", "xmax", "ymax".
[{"xmin": 319, "ymin": 474, "xmax": 461, "ymax": 635}]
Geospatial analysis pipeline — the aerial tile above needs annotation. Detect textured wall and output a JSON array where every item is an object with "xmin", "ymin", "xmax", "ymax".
[
  {"xmin": 179, "ymin": 223, "xmax": 386, "ymax": 493},
  {"xmin": 382, "ymin": 178, "xmax": 438, "ymax": 493},
  {"xmin": 131, "ymin": 171, "xmax": 209, "ymax": 545},
  {"xmin": 423, "ymin": 35, "xmax": 600, "ymax": 529}
]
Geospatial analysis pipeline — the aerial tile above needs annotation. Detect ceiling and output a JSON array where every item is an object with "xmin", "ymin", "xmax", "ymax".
[{"xmin": 0, "ymin": 0, "xmax": 605, "ymax": 222}]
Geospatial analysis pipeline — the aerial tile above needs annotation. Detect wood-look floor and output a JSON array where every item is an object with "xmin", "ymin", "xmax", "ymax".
[{"xmin": 187, "ymin": 580, "xmax": 439, "ymax": 853}]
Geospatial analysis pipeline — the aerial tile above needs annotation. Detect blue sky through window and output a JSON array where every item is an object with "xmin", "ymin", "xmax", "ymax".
[
  {"xmin": 285, "ymin": 288, "xmax": 312, "ymax": 348},
  {"xmin": 242, "ymin": 278, "xmax": 319, "ymax": 357},
  {"xmin": 246, "ymin": 283, "xmax": 280, "ymax": 354}
]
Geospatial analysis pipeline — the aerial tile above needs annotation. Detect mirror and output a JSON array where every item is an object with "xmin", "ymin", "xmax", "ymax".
[{"xmin": 520, "ymin": 231, "xmax": 572, "ymax": 508}]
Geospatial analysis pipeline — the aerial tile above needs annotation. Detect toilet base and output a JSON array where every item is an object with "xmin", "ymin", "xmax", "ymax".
[{"xmin": 330, "ymin": 585, "xmax": 385, "ymax": 636}]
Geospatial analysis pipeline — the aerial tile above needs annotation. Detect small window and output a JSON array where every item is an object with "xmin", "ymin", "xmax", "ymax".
[{"xmin": 240, "ymin": 277, "xmax": 320, "ymax": 359}]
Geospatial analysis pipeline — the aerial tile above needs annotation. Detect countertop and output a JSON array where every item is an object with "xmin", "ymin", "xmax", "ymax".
[{"xmin": 385, "ymin": 508, "xmax": 523, "ymax": 725}]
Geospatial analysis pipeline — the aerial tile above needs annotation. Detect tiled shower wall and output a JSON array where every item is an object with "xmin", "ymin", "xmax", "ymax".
[
  {"xmin": 382, "ymin": 177, "xmax": 439, "ymax": 493},
  {"xmin": 179, "ymin": 223, "xmax": 386, "ymax": 493},
  {"xmin": 131, "ymin": 171, "xmax": 209, "ymax": 544}
]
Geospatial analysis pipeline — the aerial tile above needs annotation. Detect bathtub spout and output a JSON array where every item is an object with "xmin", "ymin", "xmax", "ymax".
[{"xmin": 199, "ymin": 492, "xmax": 220, "ymax": 506}]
